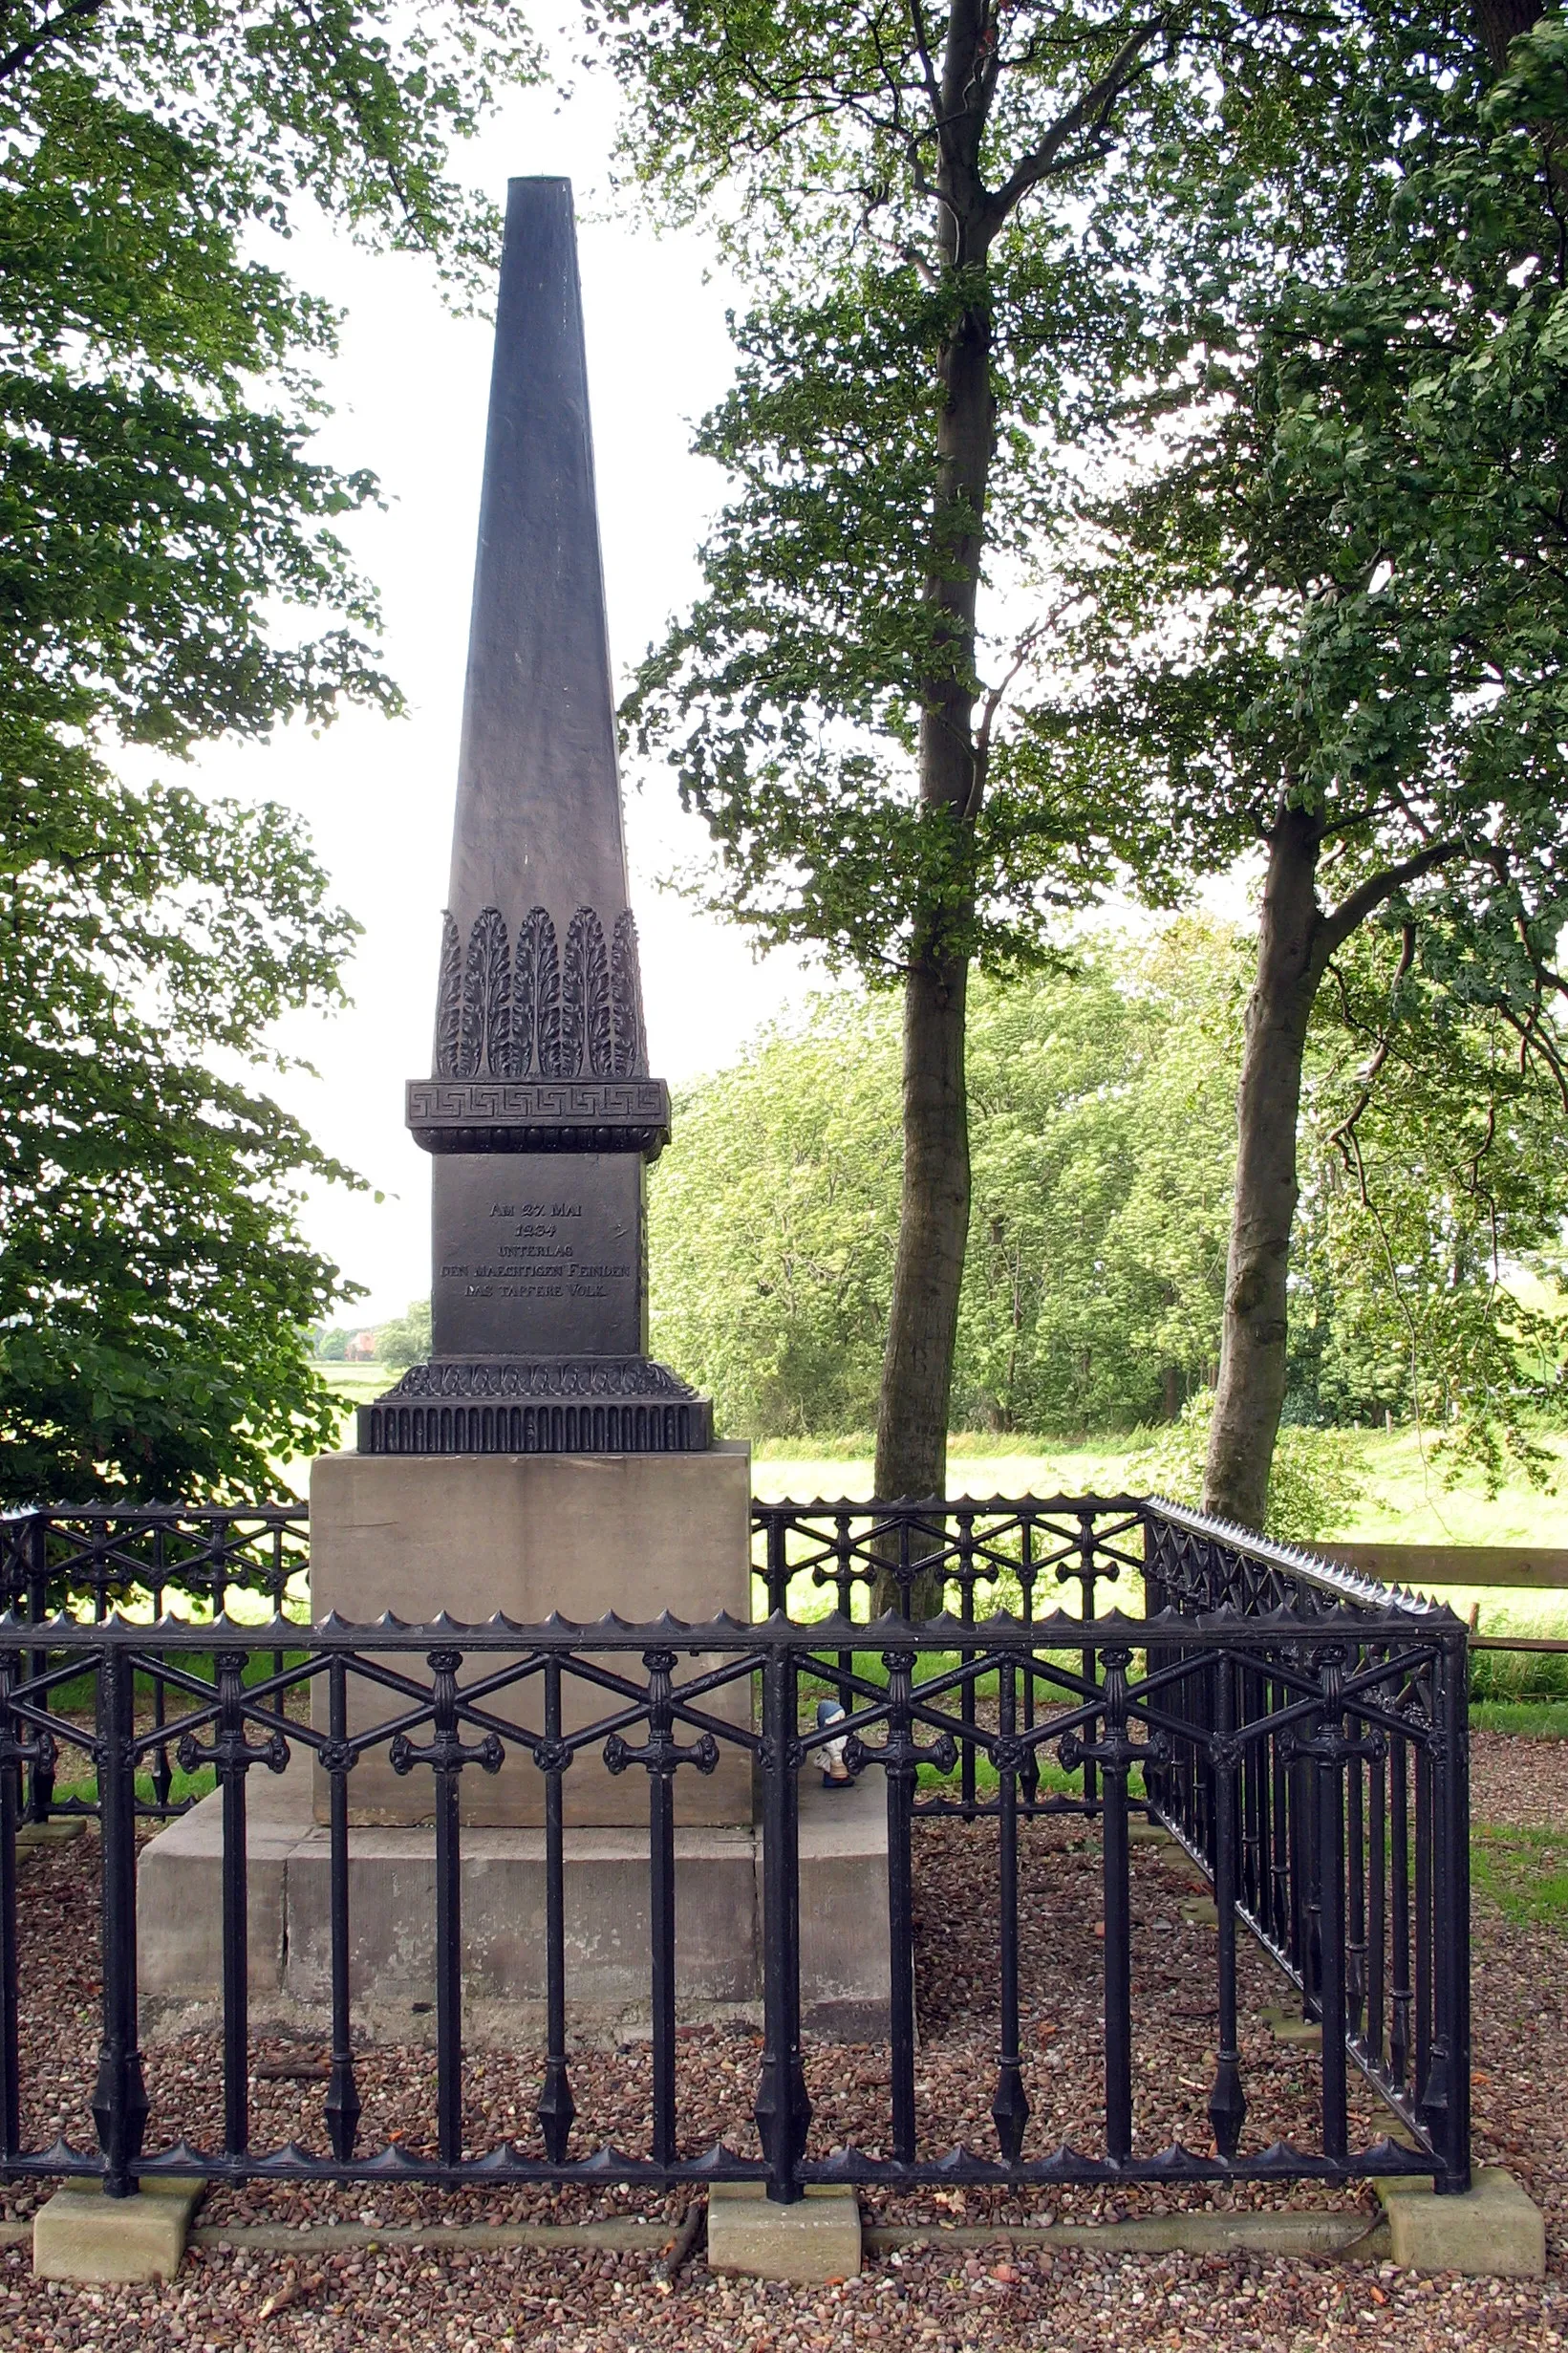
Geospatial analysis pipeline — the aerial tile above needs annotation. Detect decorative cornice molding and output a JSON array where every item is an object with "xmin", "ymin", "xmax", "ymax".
[
  {"xmin": 380, "ymin": 1356, "xmax": 701, "ymax": 1402},
  {"xmin": 356, "ymin": 1355, "xmax": 714, "ymax": 1456},
  {"xmin": 405, "ymin": 1077, "xmax": 671, "ymax": 1160}
]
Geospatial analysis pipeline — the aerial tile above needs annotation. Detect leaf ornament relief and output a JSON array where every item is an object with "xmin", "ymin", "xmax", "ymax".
[
  {"xmin": 565, "ymin": 907, "xmax": 612, "ymax": 1077},
  {"xmin": 434, "ymin": 913, "xmax": 464, "ymax": 1078},
  {"xmin": 431, "ymin": 905, "xmax": 646, "ymax": 1079},
  {"xmin": 461, "ymin": 907, "xmax": 510, "ymax": 1078},
  {"xmin": 611, "ymin": 911, "xmax": 645, "ymax": 1078},
  {"xmin": 513, "ymin": 906, "xmax": 559, "ymax": 1078}
]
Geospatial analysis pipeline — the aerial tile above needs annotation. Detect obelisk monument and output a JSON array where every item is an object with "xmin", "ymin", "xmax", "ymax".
[
  {"xmin": 359, "ymin": 175, "xmax": 710, "ymax": 1457},
  {"xmin": 310, "ymin": 179, "xmax": 748, "ymax": 1827},
  {"xmin": 138, "ymin": 182, "xmax": 888, "ymax": 2047}
]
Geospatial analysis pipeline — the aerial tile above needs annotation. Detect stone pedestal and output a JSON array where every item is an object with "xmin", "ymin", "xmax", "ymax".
[
  {"xmin": 138, "ymin": 1751, "xmax": 892, "ymax": 2047},
  {"xmin": 308, "ymin": 1447, "xmax": 754, "ymax": 1827}
]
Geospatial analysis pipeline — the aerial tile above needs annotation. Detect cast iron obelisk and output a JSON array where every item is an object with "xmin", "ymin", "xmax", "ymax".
[{"xmin": 359, "ymin": 178, "xmax": 710, "ymax": 1455}]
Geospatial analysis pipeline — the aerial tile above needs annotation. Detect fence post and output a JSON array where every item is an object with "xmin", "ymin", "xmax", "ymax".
[
  {"xmin": 535, "ymin": 1653, "xmax": 575, "ymax": 2163},
  {"xmin": 1061, "ymin": 1644, "xmax": 1137, "ymax": 2167},
  {"xmin": 883, "ymin": 1643, "xmax": 920, "ymax": 2164},
  {"xmin": 755, "ymin": 1642, "xmax": 807, "ymax": 2202},
  {"xmin": 25, "ymin": 1517, "xmax": 53, "ymax": 1826},
  {"xmin": 92, "ymin": 1643, "xmax": 148, "ymax": 2196},
  {"xmin": 1315, "ymin": 1652, "xmax": 1349, "ymax": 2166},
  {"xmin": 0, "ymin": 1647, "xmax": 21, "ymax": 2161},
  {"xmin": 1428, "ymin": 1624, "xmax": 1471, "ymax": 2194},
  {"xmin": 323, "ymin": 1653, "xmax": 361, "ymax": 2162},
  {"xmin": 1208, "ymin": 1648, "xmax": 1246, "ymax": 2159},
  {"xmin": 991, "ymin": 1651, "xmax": 1028, "ymax": 2162}
]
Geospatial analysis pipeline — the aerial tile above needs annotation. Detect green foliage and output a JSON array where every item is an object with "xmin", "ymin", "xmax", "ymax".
[
  {"xmin": 1470, "ymin": 1700, "xmax": 1568, "ymax": 1738},
  {"xmin": 653, "ymin": 993, "xmax": 903, "ymax": 1437},
  {"xmin": 0, "ymin": 0, "xmax": 541, "ymax": 1500},
  {"xmin": 1468, "ymin": 1641, "xmax": 1568, "ymax": 1707},
  {"xmin": 652, "ymin": 926, "xmax": 1237, "ymax": 1436},
  {"xmin": 1127, "ymin": 1391, "xmax": 1365, "ymax": 1545},
  {"xmin": 378, "ymin": 1298, "xmax": 433, "ymax": 1371},
  {"xmin": 657, "ymin": 917, "xmax": 1568, "ymax": 1457},
  {"xmin": 1020, "ymin": 17, "xmax": 1568, "ymax": 1126},
  {"xmin": 609, "ymin": 1, "xmax": 1387, "ymax": 982},
  {"xmin": 0, "ymin": 768, "xmax": 368, "ymax": 1500},
  {"xmin": 1287, "ymin": 931, "xmax": 1568, "ymax": 1484}
]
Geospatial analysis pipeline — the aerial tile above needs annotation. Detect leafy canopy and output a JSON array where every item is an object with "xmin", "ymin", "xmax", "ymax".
[
  {"xmin": 605, "ymin": 0, "xmax": 1395, "ymax": 979},
  {"xmin": 650, "ymin": 920, "xmax": 1568, "ymax": 1452},
  {"xmin": 0, "ymin": 0, "xmax": 541, "ymax": 1499},
  {"xmin": 1018, "ymin": 17, "xmax": 1568, "ymax": 1047}
]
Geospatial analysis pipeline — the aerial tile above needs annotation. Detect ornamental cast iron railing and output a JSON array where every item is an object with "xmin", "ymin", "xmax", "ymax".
[
  {"xmin": 0, "ymin": 1505, "xmax": 309, "ymax": 1822},
  {"xmin": 0, "ymin": 1495, "xmax": 1469, "ymax": 2207}
]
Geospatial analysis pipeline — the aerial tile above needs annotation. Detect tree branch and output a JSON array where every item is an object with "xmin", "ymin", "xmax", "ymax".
[
  {"xmin": 987, "ymin": 18, "xmax": 1168, "ymax": 226},
  {"xmin": 1325, "ymin": 920, "xmax": 1415, "ymax": 1160},
  {"xmin": 1317, "ymin": 837, "xmax": 1464, "ymax": 961},
  {"xmin": 0, "ymin": 0, "xmax": 110, "ymax": 85}
]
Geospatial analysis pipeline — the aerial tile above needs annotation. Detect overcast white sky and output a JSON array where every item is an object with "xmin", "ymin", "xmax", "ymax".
[{"xmin": 172, "ymin": 67, "xmax": 817, "ymax": 1325}]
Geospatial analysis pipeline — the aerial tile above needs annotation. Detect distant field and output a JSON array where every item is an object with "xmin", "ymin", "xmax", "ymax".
[
  {"xmin": 313, "ymin": 1362, "xmax": 396, "ymax": 1401},
  {"xmin": 290, "ymin": 1391, "xmax": 1568, "ymax": 1636},
  {"xmin": 752, "ymin": 1427, "xmax": 1568, "ymax": 1638}
]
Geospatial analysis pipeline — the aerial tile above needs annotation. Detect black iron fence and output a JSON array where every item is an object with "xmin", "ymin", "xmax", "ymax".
[
  {"xmin": 0, "ymin": 1495, "xmax": 1469, "ymax": 2207},
  {"xmin": 0, "ymin": 1504, "xmax": 308, "ymax": 1623}
]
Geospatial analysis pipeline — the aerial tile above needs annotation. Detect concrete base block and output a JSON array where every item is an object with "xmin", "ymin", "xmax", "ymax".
[
  {"xmin": 707, "ymin": 2185, "xmax": 861, "ymax": 2283},
  {"xmin": 139, "ymin": 1750, "xmax": 891, "ymax": 2044},
  {"xmin": 1376, "ymin": 2167, "xmax": 1545, "ymax": 2278},
  {"xmin": 1260, "ymin": 2003, "xmax": 1322, "ymax": 2050},
  {"xmin": 34, "ymin": 2178, "xmax": 203, "ymax": 2283},
  {"xmin": 15, "ymin": 1819, "xmax": 86, "ymax": 1849},
  {"xmin": 308, "ymin": 1450, "xmax": 755, "ymax": 1827}
]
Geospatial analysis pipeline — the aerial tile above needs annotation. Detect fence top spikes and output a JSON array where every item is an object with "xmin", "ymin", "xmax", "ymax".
[{"xmin": 140, "ymin": 2141, "xmax": 207, "ymax": 2175}]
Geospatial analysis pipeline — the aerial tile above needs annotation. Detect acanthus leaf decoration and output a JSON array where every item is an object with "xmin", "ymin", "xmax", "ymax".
[
  {"xmin": 610, "ymin": 910, "xmax": 645, "ymax": 1078},
  {"xmin": 434, "ymin": 912, "xmax": 464, "ymax": 1078},
  {"xmin": 565, "ymin": 906, "xmax": 612, "ymax": 1078},
  {"xmin": 513, "ymin": 906, "xmax": 558, "ymax": 1078},
  {"xmin": 462, "ymin": 907, "xmax": 510, "ymax": 1078},
  {"xmin": 433, "ymin": 904, "xmax": 644, "ymax": 1079}
]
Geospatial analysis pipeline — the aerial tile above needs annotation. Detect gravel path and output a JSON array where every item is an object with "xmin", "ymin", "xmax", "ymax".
[{"xmin": 0, "ymin": 1743, "xmax": 1561, "ymax": 2350}]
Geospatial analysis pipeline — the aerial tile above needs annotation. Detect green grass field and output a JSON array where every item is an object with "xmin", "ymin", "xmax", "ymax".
[
  {"xmin": 751, "ymin": 1427, "xmax": 1568, "ymax": 1643},
  {"xmin": 293, "ymin": 1381, "xmax": 1568, "ymax": 1672}
]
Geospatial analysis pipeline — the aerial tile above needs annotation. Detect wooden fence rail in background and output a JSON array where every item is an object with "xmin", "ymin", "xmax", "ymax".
[
  {"xmin": 1318, "ymin": 1544, "xmax": 1568, "ymax": 1654},
  {"xmin": 1318, "ymin": 1543, "xmax": 1568, "ymax": 1588}
]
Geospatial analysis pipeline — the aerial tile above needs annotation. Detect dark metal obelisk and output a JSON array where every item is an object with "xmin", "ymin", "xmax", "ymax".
[{"xmin": 359, "ymin": 178, "xmax": 711, "ymax": 1456}]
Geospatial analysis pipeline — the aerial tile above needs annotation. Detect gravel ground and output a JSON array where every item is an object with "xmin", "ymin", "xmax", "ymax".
[{"xmin": 0, "ymin": 1741, "xmax": 1560, "ymax": 2350}]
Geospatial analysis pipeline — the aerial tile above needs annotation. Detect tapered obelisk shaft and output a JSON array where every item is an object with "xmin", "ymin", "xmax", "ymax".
[
  {"xmin": 438, "ymin": 177, "xmax": 644, "ymax": 1070},
  {"xmin": 360, "ymin": 177, "xmax": 709, "ymax": 1456}
]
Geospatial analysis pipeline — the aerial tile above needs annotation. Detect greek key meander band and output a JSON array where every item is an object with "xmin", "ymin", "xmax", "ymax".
[
  {"xmin": 405, "ymin": 1079, "xmax": 672, "ymax": 1159},
  {"xmin": 408, "ymin": 1082, "xmax": 670, "ymax": 1120}
]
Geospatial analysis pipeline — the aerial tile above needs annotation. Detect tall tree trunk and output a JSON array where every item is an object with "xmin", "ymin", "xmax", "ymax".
[
  {"xmin": 871, "ymin": 146, "xmax": 995, "ymax": 1530},
  {"xmin": 875, "ymin": 951, "xmax": 972, "ymax": 1506},
  {"xmin": 1202, "ymin": 805, "xmax": 1327, "ymax": 1528}
]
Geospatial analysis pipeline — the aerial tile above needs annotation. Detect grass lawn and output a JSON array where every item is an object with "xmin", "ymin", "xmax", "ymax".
[
  {"xmin": 752, "ymin": 1426, "xmax": 1568, "ymax": 1641},
  {"xmin": 287, "ymin": 1387, "xmax": 1568, "ymax": 1643}
]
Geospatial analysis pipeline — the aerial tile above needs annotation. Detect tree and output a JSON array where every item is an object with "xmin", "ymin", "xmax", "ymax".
[
  {"xmin": 378, "ymin": 1297, "xmax": 434, "ymax": 1372},
  {"xmin": 0, "ymin": 0, "xmax": 540, "ymax": 1499},
  {"xmin": 1015, "ymin": 8, "xmax": 1568, "ymax": 1523},
  {"xmin": 652, "ymin": 926, "xmax": 1237, "ymax": 1439},
  {"xmin": 653, "ymin": 922, "xmax": 1568, "ymax": 1455},
  {"xmin": 609, "ymin": 0, "xmax": 1371, "ymax": 1509},
  {"xmin": 1286, "ymin": 929, "xmax": 1568, "ymax": 1481}
]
